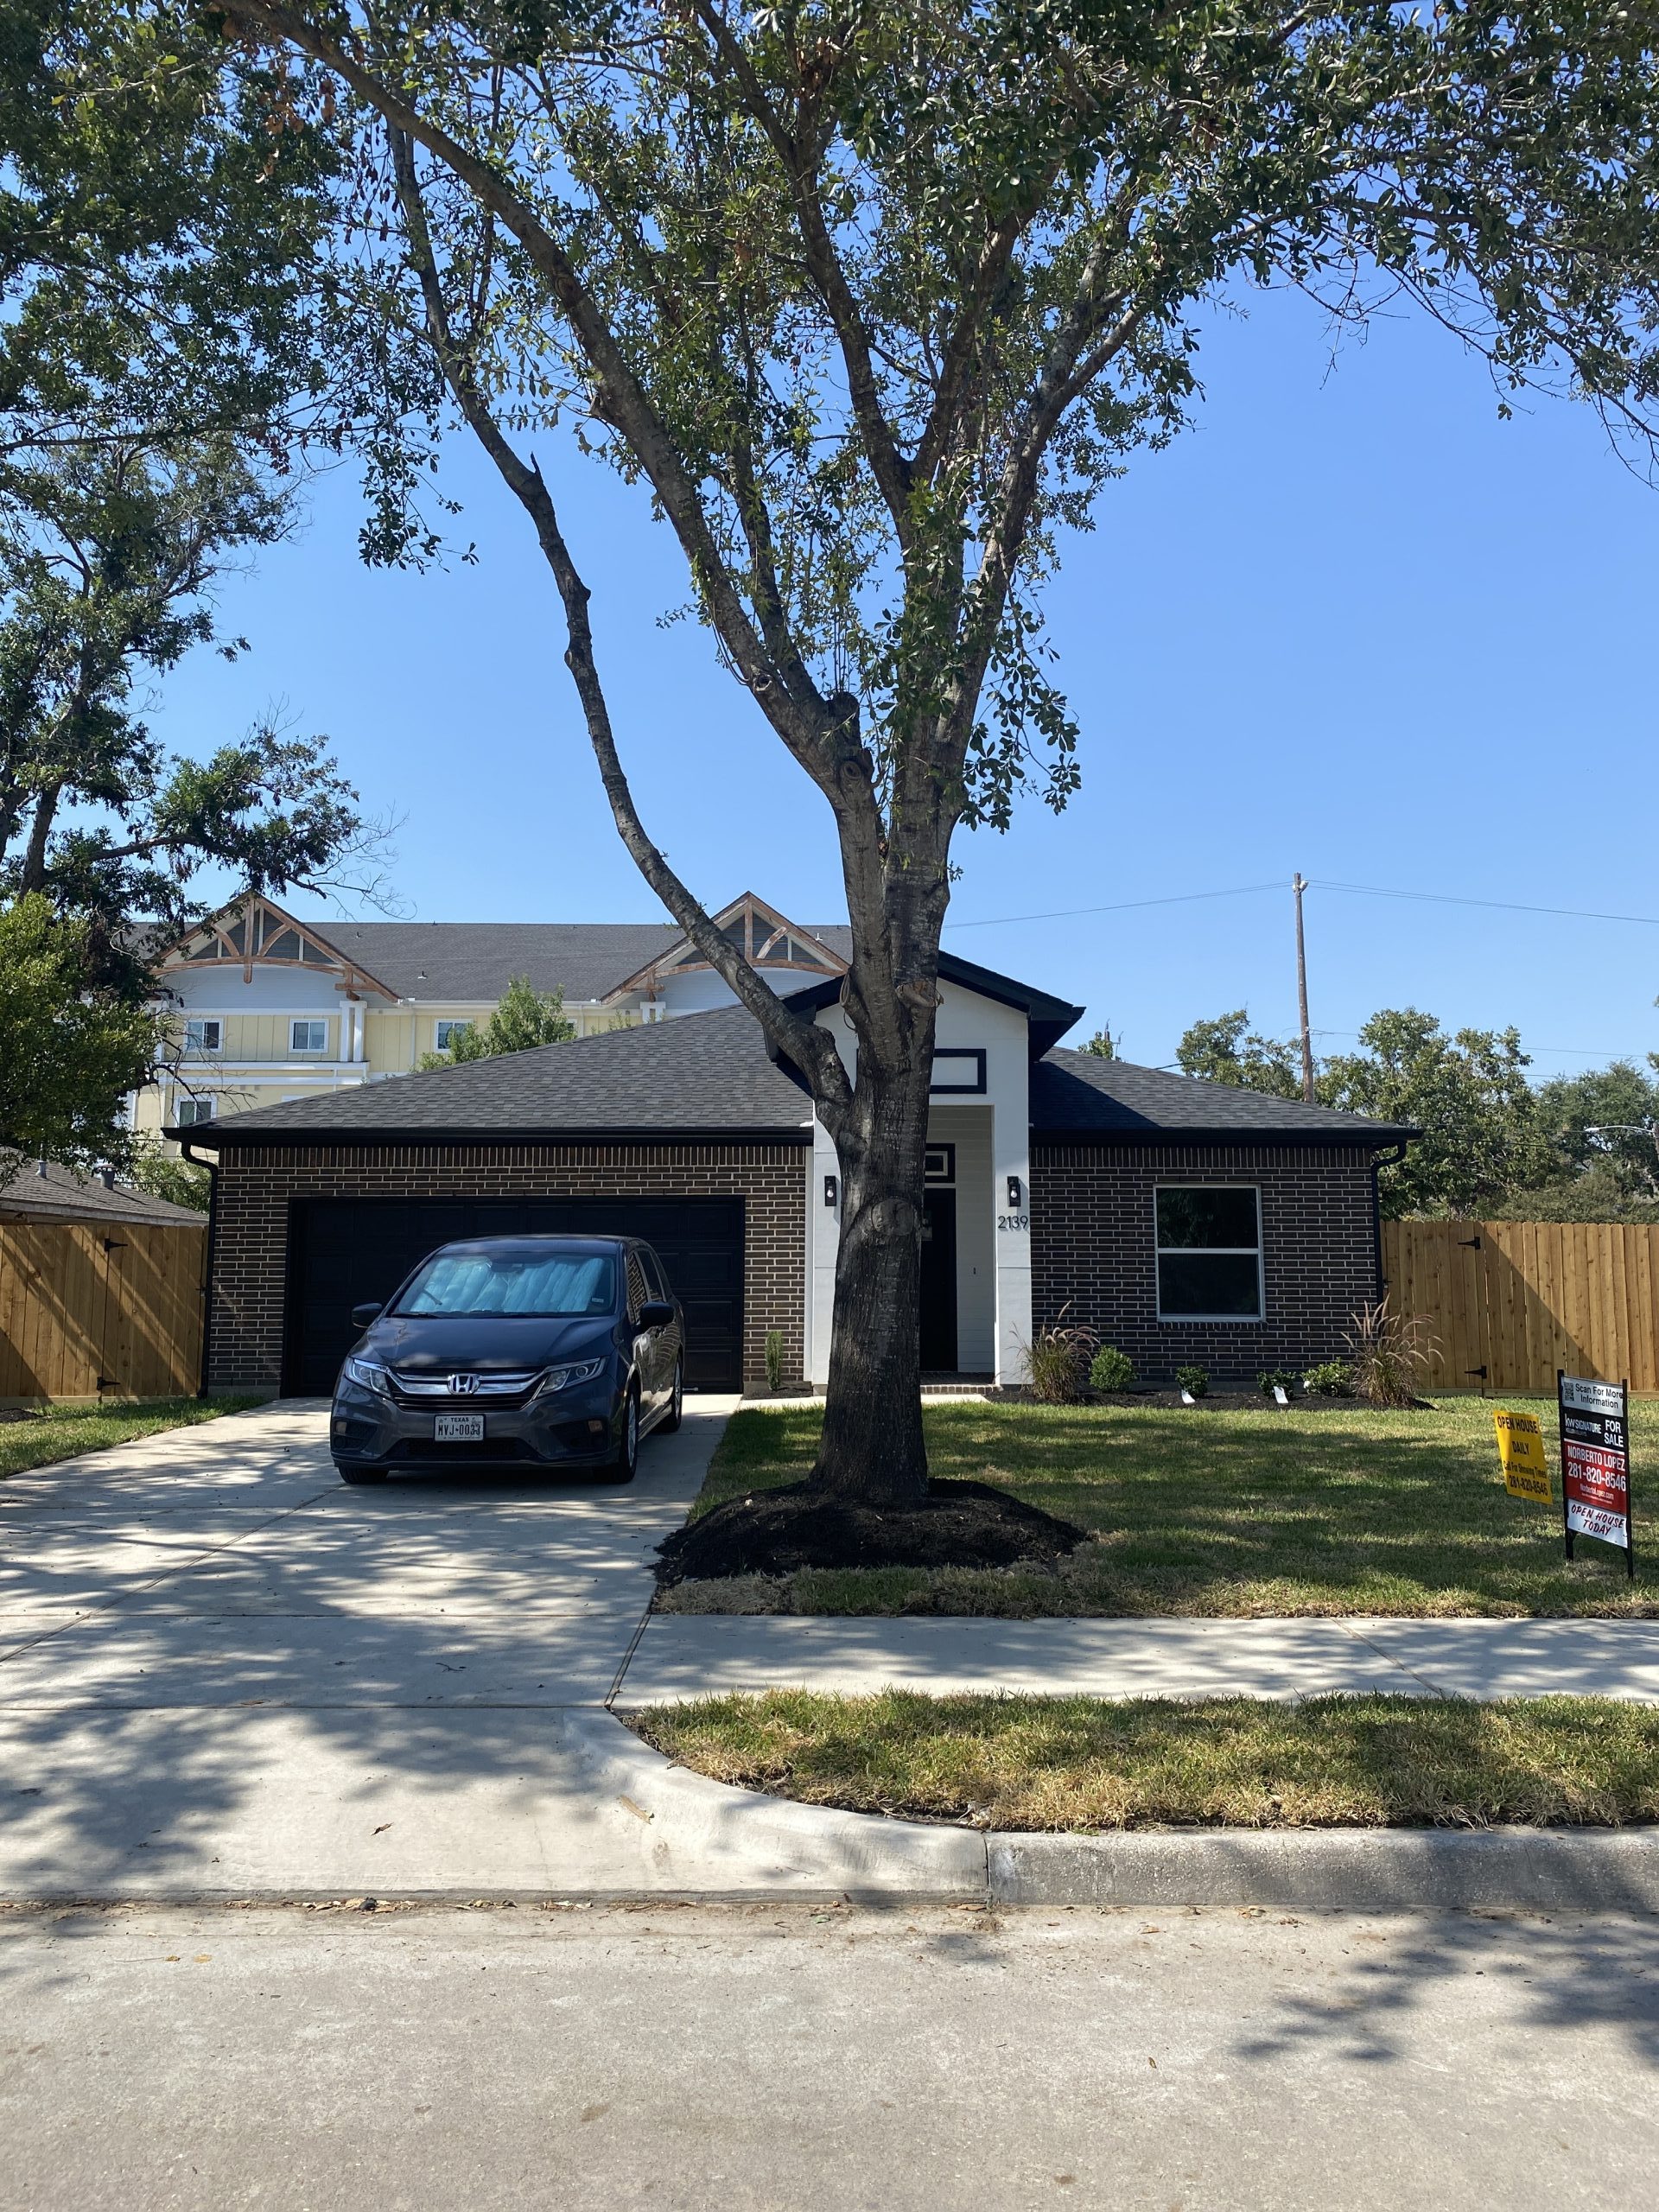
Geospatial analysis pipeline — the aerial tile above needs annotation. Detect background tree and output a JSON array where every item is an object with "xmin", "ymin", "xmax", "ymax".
[
  {"xmin": 123, "ymin": 1139, "xmax": 213, "ymax": 1212},
  {"xmin": 202, "ymin": 0, "xmax": 1659, "ymax": 1510},
  {"xmin": 1319, "ymin": 1008, "xmax": 1542, "ymax": 1217},
  {"xmin": 0, "ymin": 438, "xmax": 381, "ymax": 993},
  {"xmin": 0, "ymin": 894, "xmax": 156, "ymax": 1173},
  {"xmin": 1176, "ymin": 1010, "xmax": 1301, "ymax": 1099},
  {"xmin": 418, "ymin": 976, "xmax": 575, "ymax": 1068},
  {"xmin": 1490, "ymin": 1059, "xmax": 1659, "ymax": 1223},
  {"xmin": 1082, "ymin": 1024, "xmax": 1118, "ymax": 1060}
]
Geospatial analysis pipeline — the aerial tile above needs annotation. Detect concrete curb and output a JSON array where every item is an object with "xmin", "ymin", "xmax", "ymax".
[
  {"xmin": 563, "ymin": 1712, "xmax": 985, "ymax": 1899},
  {"xmin": 598, "ymin": 1717, "xmax": 1659, "ymax": 1910},
  {"xmin": 987, "ymin": 1828, "xmax": 1659, "ymax": 1910}
]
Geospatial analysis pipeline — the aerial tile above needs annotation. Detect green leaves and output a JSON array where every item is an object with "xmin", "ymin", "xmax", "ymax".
[
  {"xmin": 0, "ymin": 441, "xmax": 375, "ymax": 972},
  {"xmin": 0, "ymin": 893, "xmax": 158, "ymax": 1170},
  {"xmin": 416, "ymin": 975, "xmax": 576, "ymax": 1068}
]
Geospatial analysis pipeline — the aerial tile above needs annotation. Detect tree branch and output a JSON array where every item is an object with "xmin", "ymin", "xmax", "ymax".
[
  {"xmin": 386, "ymin": 129, "xmax": 851, "ymax": 1126},
  {"xmin": 220, "ymin": 0, "xmax": 836, "ymax": 775},
  {"xmin": 690, "ymin": 2, "xmax": 918, "ymax": 550}
]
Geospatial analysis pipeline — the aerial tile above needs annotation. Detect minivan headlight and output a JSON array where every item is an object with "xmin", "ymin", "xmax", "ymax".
[
  {"xmin": 537, "ymin": 1357, "xmax": 607, "ymax": 1396},
  {"xmin": 341, "ymin": 1355, "xmax": 391, "ymax": 1397}
]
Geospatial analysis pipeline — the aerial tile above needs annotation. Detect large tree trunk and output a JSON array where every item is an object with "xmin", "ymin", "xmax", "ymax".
[{"xmin": 810, "ymin": 1036, "xmax": 936, "ymax": 1505}]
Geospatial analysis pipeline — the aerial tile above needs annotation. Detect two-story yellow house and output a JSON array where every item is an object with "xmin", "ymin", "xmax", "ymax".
[{"xmin": 135, "ymin": 890, "xmax": 851, "ymax": 1146}]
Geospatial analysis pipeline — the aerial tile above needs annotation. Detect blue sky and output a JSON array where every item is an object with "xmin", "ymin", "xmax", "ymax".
[{"xmin": 154, "ymin": 281, "xmax": 1659, "ymax": 1081}]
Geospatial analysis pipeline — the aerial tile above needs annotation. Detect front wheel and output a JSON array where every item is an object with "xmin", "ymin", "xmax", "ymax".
[
  {"xmin": 659, "ymin": 1357, "xmax": 684, "ymax": 1433},
  {"xmin": 335, "ymin": 1460, "xmax": 389, "ymax": 1485},
  {"xmin": 608, "ymin": 1388, "xmax": 639, "ymax": 1484}
]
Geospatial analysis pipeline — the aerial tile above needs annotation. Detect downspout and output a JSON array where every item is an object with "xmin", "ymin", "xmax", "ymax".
[{"xmin": 181, "ymin": 1135, "xmax": 219, "ymax": 1399}]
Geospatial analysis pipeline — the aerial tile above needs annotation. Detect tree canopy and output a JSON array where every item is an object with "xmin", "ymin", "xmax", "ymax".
[
  {"xmin": 0, "ymin": 893, "xmax": 156, "ymax": 1172},
  {"xmin": 1171, "ymin": 1000, "xmax": 1659, "ymax": 1221},
  {"xmin": 1176, "ymin": 1009, "xmax": 1302, "ymax": 1099},
  {"xmin": 0, "ymin": 438, "xmax": 381, "ymax": 991}
]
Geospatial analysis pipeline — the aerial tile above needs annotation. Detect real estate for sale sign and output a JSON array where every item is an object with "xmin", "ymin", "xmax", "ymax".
[{"xmin": 1556, "ymin": 1373, "xmax": 1636, "ymax": 1577}]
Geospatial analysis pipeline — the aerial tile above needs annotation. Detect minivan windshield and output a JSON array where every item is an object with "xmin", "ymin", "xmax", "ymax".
[{"xmin": 393, "ymin": 1249, "xmax": 617, "ymax": 1319}]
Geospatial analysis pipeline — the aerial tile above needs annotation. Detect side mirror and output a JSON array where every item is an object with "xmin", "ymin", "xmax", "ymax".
[
  {"xmin": 638, "ymin": 1299, "xmax": 674, "ymax": 1329},
  {"xmin": 351, "ymin": 1301, "xmax": 384, "ymax": 1331}
]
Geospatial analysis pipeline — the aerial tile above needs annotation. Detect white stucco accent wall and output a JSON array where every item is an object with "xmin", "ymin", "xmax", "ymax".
[{"xmin": 802, "ymin": 982, "xmax": 1033, "ymax": 1385}]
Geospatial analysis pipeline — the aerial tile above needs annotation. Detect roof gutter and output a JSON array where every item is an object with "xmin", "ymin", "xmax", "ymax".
[
  {"xmin": 1030, "ymin": 1126, "xmax": 1419, "ymax": 1149},
  {"xmin": 177, "ymin": 1122, "xmax": 817, "ymax": 1151}
]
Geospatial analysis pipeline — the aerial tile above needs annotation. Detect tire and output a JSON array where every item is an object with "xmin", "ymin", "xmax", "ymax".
[
  {"xmin": 335, "ymin": 1460, "xmax": 389, "ymax": 1484},
  {"xmin": 659, "ymin": 1357, "xmax": 684, "ymax": 1433},
  {"xmin": 608, "ymin": 1387, "xmax": 640, "ymax": 1483}
]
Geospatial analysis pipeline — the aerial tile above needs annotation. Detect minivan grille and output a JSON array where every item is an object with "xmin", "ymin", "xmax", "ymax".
[{"xmin": 389, "ymin": 1368, "xmax": 543, "ymax": 1405}]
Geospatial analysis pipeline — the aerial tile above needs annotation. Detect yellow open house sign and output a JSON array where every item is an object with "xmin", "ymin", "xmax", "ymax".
[{"xmin": 1492, "ymin": 1408, "xmax": 1553, "ymax": 1503}]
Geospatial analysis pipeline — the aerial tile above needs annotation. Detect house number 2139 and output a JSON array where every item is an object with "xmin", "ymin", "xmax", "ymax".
[{"xmin": 997, "ymin": 1212, "xmax": 1031, "ymax": 1233}]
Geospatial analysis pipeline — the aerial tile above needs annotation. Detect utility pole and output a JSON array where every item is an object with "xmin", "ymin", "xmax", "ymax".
[{"xmin": 1293, "ymin": 874, "xmax": 1314, "ymax": 1104}]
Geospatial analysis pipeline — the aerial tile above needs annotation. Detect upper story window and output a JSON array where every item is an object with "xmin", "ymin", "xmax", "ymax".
[
  {"xmin": 290, "ymin": 1020, "xmax": 328, "ymax": 1054},
  {"xmin": 1154, "ymin": 1187, "xmax": 1263, "ymax": 1320},
  {"xmin": 435, "ymin": 1019, "xmax": 474, "ymax": 1052},
  {"xmin": 184, "ymin": 1019, "xmax": 222, "ymax": 1053},
  {"xmin": 176, "ymin": 1095, "xmax": 216, "ymax": 1127}
]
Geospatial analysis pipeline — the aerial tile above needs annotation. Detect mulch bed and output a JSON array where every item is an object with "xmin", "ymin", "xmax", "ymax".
[{"xmin": 654, "ymin": 1478, "xmax": 1090, "ymax": 1586}]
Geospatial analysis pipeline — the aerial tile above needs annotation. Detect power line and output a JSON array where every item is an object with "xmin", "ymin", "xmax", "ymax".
[
  {"xmin": 943, "ymin": 874, "xmax": 1659, "ymax": 934},
  {"xmin": 942, "ymin": 881, "xmax": 1281, "ymax": 930},
  {"xmin": 1311, "ymin": 880, "xmax": 1659, "ymax": 930}
]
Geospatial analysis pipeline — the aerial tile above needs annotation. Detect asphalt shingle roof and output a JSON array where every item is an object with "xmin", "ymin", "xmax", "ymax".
[
  {"xmin": 197, "ymin": 1007, "xmax": 1410, "ymax": 1148},
  {"xmin": 310, "ymin": 919, "xmax": 856, "ymax": 1002},
  {"xmin": 1029, "ymin": 1048, "xmax": 1414, "ymax": 1142},
  {"xmin": 0, "ymin": 1158, "xmax": 207, "ymax": 1226},
  {"xmin": 201, "ymin": 1004, "xmax": 817, "ymax": 1141},
  {"xmin": 316, "ymin": 921, "xmax": 682, "ymax": 1001}
]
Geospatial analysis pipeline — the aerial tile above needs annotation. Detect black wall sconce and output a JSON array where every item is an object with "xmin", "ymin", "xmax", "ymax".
[
  {"xmin": 823, "ymin": 1174, "xmax": 839, "ymax": 1209},
  {"xmin": 1006, "ymin": 1175, "xmax": 1022, "ymax": 1208}
]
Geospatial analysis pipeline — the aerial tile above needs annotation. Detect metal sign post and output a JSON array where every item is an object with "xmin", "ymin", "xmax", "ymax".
[{"xmin": 1556, "ymin": 1370, "xmax": 1636, "ymax": 1580}]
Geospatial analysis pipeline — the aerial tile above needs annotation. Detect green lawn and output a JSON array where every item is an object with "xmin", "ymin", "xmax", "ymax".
[
  {"xmin": 633, "ymin": 1689, "xmax": 1659, "ymax": 1830},
  {"xmin": 0, "ymin": 1397, "xmax": 263, "ymax": 1482},
  {"xmin": 664, "ymin": 1395, "xmax": 1658, "ymax": 1617}
]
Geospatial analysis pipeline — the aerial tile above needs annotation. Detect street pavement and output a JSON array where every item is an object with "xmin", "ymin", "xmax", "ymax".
[{"xmin": 2, "ymin": 1899, "xmax": 1656, "ymax": 2210}]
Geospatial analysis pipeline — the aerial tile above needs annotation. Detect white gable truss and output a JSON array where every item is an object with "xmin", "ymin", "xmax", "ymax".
[
  {"xmin": 163, "ymin": 897, "xmax": 396, "ymax": 1001},
  {"xmin": 601, "ymin": 891, "xmax": 846, "ymax": 1007}
]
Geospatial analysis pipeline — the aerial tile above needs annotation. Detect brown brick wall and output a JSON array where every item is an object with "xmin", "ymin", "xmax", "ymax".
[
  {"xmin": 207, "ymin": 1141, "xmax": 808, "ymax": 1393},
  {"xmin": 1031, "ymin": 1142, "xmax": 1382, "ymax": 1385}
]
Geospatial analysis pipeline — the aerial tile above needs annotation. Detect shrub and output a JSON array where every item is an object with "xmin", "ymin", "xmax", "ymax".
[
  {"xmin": 764, "ymin": 1329, "xmax": 785, "ymax": 1393},
  {"xmin": 1256, "ymin": 1368, "xmax": 1300, "ymax": 1399},
  {"xmin": 1174, "ymin": 1363, "xmax": 1209, "ymax": 1399},
  {"xmin": 1026, "ymin": 1308, "xmax": 1098, "ymax": 1403},
  {"xmin": 1090, "ymin": 1345, "xmax": 1136, "ymax": 1394},
  {"xmin": 1302, "ymin": 1360, "xmax": 1356, "ymax": 1397},
  {"xmin": 1343, "ymin": 1299, "xmax": 1437, "ymax": 1409}
]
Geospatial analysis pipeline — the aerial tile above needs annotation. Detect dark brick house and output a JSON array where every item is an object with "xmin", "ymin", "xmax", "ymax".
[{"xmin": 179, "ymin": 918, "xmax": 1409, "ymax": 1395}]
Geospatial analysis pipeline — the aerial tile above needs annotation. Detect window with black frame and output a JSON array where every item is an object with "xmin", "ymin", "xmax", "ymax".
[{"xmin": 1154, "ymin": 1187, "xmax": 1263, "ymax": 1319}]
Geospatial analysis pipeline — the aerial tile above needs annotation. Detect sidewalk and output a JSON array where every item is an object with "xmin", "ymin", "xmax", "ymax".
[{"xmin": 619, "ymin": 1611, "xmax": 1659, "ymax": 1706}]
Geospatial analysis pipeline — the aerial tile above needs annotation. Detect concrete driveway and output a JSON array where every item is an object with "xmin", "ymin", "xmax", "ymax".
[{"xmin": 0, "ymin": 1398, "xmax": 736, "ymax": 1898}]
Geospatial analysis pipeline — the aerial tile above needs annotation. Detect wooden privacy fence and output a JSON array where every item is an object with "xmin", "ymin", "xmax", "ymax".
[
  {"xmin": 0, "ymin": 1219, "xmax": 207, "ymax": 1402},
  {"xmin": 1382, "ymin": 1219, "xmax": 1659, "ymax": 1397}
]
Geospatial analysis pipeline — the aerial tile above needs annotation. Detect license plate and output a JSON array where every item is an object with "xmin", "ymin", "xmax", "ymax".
[{"xmin": 434, "ymin": 1414, "xmax": 485, "ymax": 1443}]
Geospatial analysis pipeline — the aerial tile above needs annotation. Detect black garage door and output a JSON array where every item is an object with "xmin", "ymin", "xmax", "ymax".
[{"xmin": 284, "ymin": 1196, "xmax": 745, "ymax": 1396}]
